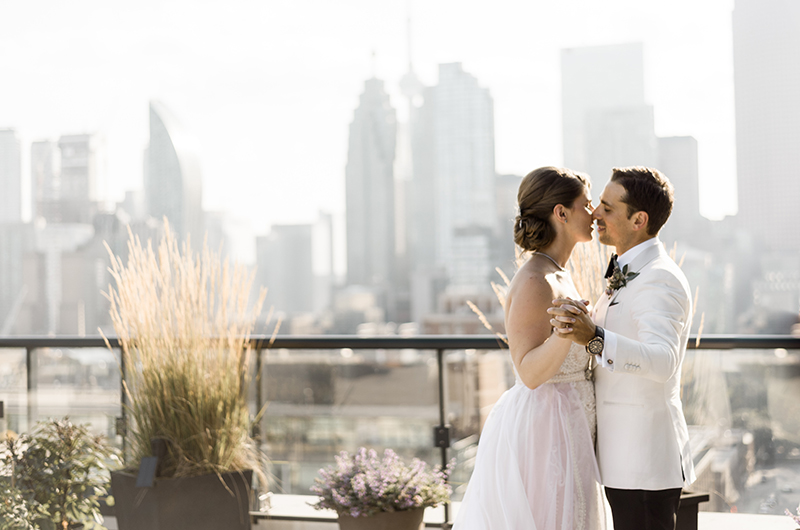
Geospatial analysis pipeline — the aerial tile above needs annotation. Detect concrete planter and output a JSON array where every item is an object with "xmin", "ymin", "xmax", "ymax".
[{"xmin": 111, "ymin": 469, "xmax": 253, "ymax": 530}]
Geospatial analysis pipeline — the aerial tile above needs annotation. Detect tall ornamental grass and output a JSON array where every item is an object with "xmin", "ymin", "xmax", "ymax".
[{"xmin": 102, "ymin": 221, "xmax": 267, "ymax": 481}]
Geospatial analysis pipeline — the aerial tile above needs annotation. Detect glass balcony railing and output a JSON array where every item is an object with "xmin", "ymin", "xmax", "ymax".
[{"xmin": 0, "ymin": 334, "xmax": 799, "ymax": 523}]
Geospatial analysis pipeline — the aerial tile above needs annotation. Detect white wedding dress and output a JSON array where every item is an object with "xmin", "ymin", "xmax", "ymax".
[{"xmin": 453, "ymin": 342, "xmax": 605, "ymax": 530}]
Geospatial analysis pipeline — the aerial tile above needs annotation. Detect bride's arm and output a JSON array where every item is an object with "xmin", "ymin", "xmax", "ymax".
[{"xmin": 505, "ymin": 272, "xmax": 573, "ymax": 390}]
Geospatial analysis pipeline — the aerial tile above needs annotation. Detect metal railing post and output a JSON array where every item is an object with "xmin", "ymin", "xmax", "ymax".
[
  {"xmin": 254, "ymin": 347, "xmax": 263, "ymax": 441},
  {"xmin": 25, "ymin": 347, "xmax": 36, "ymax": 431},
  {"xmin": 251, "ymin": 346, "xmax": 264, "ymax": 510},
  {"xmin": 119, "ymin": 347, "xmax": 127, "ymax": 463},
  {"xmin": 434, "ymin": 348, "xmax": 451, "ymax": 529}
]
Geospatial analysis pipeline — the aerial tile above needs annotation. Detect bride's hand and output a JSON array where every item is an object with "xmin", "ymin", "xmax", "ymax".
[{"xmin": 547, "ymin": 298, "xmax": 595, "ymax": 345}]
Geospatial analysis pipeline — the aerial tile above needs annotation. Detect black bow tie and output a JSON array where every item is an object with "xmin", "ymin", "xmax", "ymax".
[{"xmin": 604, "ymin": 254, "xmax": 619, "ymax": 279}]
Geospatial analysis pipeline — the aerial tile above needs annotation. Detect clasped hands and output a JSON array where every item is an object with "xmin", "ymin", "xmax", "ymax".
[{"xmin": 547, "ymin": 298, "xmax": 595, "ymax": 346}]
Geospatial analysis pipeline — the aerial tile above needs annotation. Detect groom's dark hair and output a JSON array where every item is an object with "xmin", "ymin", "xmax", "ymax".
[{"xmin": 610, "ymin": 166, "xmax": 674, "ymax": 236}]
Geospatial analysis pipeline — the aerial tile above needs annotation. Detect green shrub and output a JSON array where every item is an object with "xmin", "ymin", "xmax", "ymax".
[{"xmin": 0, "ymin": 418, "xmax": 119, "ymax": 530}]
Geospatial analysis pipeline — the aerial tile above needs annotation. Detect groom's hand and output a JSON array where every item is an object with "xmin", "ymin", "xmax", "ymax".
[{"xmin": 547, "ymin": 298, "xmax": 595, "ymax": 346}]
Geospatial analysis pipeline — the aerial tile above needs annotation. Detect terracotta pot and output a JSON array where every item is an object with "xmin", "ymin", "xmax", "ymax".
[{"xmin": 337, "ymin": 508, "xmax": 425, "ymax": 530}]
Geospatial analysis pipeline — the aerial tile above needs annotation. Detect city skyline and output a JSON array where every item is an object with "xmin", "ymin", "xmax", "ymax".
[{"xmin": 0, "ymin": 0, "xmax": 737, "ymax": 250}]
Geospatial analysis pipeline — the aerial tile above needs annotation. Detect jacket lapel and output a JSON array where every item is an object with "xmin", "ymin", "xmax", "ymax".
[
  {"xmin": 594, "ymin": 288, "xmax": 613, "ymax": 326},
  {"xmin": 598, "ymin": 242, "xmax": 664, "ymax": 323}
]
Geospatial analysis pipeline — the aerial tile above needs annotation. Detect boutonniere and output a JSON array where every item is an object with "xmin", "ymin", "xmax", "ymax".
[{"xmin": 605, "ymin": 260, "xmax": 639, "ymax": 295}]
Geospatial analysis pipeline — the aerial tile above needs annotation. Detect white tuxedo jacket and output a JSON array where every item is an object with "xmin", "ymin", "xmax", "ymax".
[{"xmin": 593, "ymin": 242, "xmax": 696, "ymax": 490}]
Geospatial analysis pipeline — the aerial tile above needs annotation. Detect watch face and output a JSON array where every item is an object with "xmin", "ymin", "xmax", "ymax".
[{"xmin": 587, "ymin": 338, "xmax": 604, "ymax": 354}]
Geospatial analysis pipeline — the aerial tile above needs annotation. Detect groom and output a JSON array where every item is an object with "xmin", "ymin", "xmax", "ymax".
[{"xmin": 548, "ymin": 166, "xmax": 696, "ymax": 530}]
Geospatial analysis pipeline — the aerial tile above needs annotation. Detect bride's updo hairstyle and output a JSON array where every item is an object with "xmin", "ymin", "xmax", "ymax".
[{"xmin": 514, "ymin": 166, "xmax": 589, "ymax": 252}]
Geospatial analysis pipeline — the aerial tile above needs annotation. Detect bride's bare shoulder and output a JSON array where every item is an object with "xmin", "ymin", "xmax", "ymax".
[
  {"xmin": 504, "ymin": 258, "xmax": 561, "ymax": 353},
  {"xmin": 507, "ymin": 259, "xmax": 558, "ymax": 307}
]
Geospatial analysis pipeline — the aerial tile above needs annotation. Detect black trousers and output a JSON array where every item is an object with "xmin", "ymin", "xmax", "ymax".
[{"xmin": 605, "ymin": 487, "xmax": 682, "ymax": 530}]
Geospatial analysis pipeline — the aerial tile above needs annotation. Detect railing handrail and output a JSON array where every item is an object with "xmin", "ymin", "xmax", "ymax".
[{"xmin": 0, "ymin": 334, "xmax": 799, "ymax": 350}]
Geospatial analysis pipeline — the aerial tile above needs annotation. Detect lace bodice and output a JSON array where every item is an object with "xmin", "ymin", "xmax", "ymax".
[
  {"xmin": 514, "ymin": 342, "xmax": 597, "ymax": 443},
  {"xmin": 547, "ymin": 342, "xmax": 594, "ymax": 383}
]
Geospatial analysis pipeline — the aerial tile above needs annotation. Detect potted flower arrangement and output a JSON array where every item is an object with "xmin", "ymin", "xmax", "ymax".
[
  {"xmin": 102, "ymin": 222, "xmax": 269, "ymax": 530},
  {"xmin": 311, "ymin": 447, "xmax": 452, "ymax": 530},
  {"xmin": 0, "ymin": 417, "xmax": 119, "ymax": 530}
]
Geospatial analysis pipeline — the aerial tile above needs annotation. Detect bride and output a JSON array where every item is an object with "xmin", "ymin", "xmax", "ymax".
[{"xmin": 453, "ymin": 166, "xmax": 605, "ymax": 530}]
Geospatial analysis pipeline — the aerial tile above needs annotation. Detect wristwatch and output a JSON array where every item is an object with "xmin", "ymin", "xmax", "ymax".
[{"xmin": 586, "ymin": 326, "xmax": 605, "ymax": 355}]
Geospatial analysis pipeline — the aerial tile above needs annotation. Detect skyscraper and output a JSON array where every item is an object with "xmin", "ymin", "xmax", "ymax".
[
  {"xmin": 495, "ymin": 173, "xmax": 522, "ymax": 274},
  {"xmin": 393, "ymin": 20, "xmax": 426, "ymax": 324},
  {"xmin": 733, "ymin": 0, "xmax": 800, "ymax": 251},
  {"xmin": 408, "ymin": 83, "xmax": 437, "ymax": 275},
  {"xmin": 0, "ymin": 224, "xmax": 31, "ymax": 335},
  {"xmin": 145, "ymin": 100, "xmax": 204, "ymax": 244},
  {"xmin": 60, "ymin": 134, "xmax": 99, "ymax": 223},
  {"xmin": 30, "ymin": 140, "xmax": 59, "ymax": 221},
  {"xmin": 0, "ymin": 130, "xmax": 24, "ymax": 333},
  {"xmin": 411, "ymin": 63, "xmax": 496, "ymax": 290},
  {"xmin": 30, "ymin": 135, "xmax": 102, "ymax": 224},
  {"xmin": 257, "ymin": 224, "xmax": 315, "ymax": 316},
  {"xmin": 345, "ymin": 78, "xmax": 397, "ymax": 316},
  {"xmin": 657, "ymin": 136, "xmax": 704, "ymax": 246},
  {"xmin": 561, "ymin": 43, "xmax": 657, "ymax": 191},
  {"xmin": 0, "ymin": 129, "xmax": 22, "ymax": 224}
]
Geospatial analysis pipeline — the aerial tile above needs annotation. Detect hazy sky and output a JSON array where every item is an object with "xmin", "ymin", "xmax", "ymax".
[{"xmin": 0, "ymin": 0, "xmax": 737, "ymax": 239}]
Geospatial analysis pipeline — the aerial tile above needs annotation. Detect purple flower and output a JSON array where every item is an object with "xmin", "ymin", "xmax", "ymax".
[{"xmin": 310, "ymin": 447, "xmax": 454, "ymax": 517}]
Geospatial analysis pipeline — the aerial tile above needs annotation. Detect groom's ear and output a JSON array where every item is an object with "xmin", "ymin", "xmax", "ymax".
[{"xmin": 631, "ymin": 210, "xmax": 649, "ymax": 232}]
